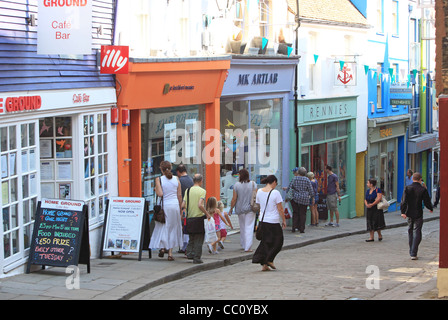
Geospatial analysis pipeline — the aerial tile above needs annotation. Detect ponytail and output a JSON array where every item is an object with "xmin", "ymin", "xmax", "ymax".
[{"xmin": 160, "ymin": 161, "xmax": 173, "ymax": 179}]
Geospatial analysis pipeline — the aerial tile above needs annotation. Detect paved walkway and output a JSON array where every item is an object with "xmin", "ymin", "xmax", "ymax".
[{"xmin": 0, "ymin": 209, "xmax": 441, "ymax": 300}]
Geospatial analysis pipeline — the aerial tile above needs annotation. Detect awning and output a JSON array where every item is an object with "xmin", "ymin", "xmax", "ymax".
[{"xmin": 408, "ymin": 132, "xmax": 439, "ymax": 154}]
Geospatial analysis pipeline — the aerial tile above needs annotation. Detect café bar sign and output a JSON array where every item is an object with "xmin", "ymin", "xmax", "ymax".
[{"xmin": 37, "ymin": 0, "xmax": 93, "ymax": 55}]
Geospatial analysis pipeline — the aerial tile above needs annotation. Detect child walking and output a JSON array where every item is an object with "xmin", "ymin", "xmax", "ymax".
[
  {"xmin": 217, "ymin": 201, "xmax": 233, "ymax": 250},
  {"xmin": 206, "ymin": 197, "xmax": 230, "ymax": 254}
]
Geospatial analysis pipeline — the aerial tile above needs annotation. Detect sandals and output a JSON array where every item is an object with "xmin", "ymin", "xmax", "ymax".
[
  {"xmin": 168, "ymin": 256, "xmax": 175, "ymax": 261},
  {"xmin": 267, "ymin": 262, "xmax": 276, "ymax": 270}
]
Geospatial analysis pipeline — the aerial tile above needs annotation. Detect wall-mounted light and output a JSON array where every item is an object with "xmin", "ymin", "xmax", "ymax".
[
  {"xmin": 26, "ymin": 14, "xmax": 36, "ymax": 26},
  {"xmin": 111, "ymin": 107, "xmax": 119, "ymax": 125},
  {"xmin": 122, "ymin": 109, "xmax": 130, "ymax": 127}
]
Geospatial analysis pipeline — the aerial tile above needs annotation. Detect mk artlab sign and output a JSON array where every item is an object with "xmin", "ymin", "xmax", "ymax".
[{"xmin": 37, "ymin": 0, "xmax": 93, "ymax": 55}]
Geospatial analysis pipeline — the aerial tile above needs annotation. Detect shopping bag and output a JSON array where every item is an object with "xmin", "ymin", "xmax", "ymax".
[{"xmin": 204, "ymin": 218, "xmax": 218, "ymax": 244}]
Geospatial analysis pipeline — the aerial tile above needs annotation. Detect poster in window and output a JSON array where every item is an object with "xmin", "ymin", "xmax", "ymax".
[
  {"xmin": 59, "ymin": 183, "xmax": 71, "ymax": 199},
  {"xmin": 164, "ymin": 123, "xmax": 177, "ymax": 163},
  {"xmin": 185, "ymin": 119, "xmax": 197, "ymax": 159}
]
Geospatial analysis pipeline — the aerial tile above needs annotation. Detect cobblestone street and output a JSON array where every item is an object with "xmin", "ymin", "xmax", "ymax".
[{"xmin": 133, "ymin": 220, "xmax": 441, "ymax": 300}]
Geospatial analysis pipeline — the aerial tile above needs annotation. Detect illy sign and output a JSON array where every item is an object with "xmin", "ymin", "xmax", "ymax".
[{"xmin": 100, "ymin": 46, "xmax": 129, "ymax": 74}]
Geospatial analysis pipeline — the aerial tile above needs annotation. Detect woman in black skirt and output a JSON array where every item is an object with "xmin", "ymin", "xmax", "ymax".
[
  {"xmin": 364, "ymin": 178, "xmax": 386, "ymax": 242},
  {"xmin": 252, "ymin": 175, "xmax": 287, "ymax": 271}
]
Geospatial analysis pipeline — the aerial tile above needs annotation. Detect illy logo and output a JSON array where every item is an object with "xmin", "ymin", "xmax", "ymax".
[{"xmin": 100, "ymin": 46, "xmax": 129, "ymax": 74}]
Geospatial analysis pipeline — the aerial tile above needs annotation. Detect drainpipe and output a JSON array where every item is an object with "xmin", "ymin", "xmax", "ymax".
[{"xmin": 294, "ymin": 0, "xmax": 300, "ymax": 167}]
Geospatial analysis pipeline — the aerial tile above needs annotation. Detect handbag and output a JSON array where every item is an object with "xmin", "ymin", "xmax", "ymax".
[
  {"xmin": 184, "ymin": 187, "xmax": 206, "ymax": 234},
  {"xmin": 250, "ymin": 181, "xmax": 260, "ymax": 213},
  {"xmin": 255, "ymin": 189, "xmax": 273, "ymax": 241},
  {"xmin": 376, "ymin": 188, "xmax": 389, "ymax": 210},
  {"xmin": 153, "ymin": 177, "xmax": 166, "ymax": 223}
]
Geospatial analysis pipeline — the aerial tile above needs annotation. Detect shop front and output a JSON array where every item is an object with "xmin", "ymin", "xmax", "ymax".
[
  {"xmin": 408, "ymin": 132, "xmax": 439, "ymax": 195},
  {"xmin": 367, "ymin": 115, "xmax": 410, "ymax": 212},
  {"xmin": 116, "ymin": 57, "xmax": 231, "ymax": 210},
  {"xmin": 219, "ymin": 56, "xmax": 299, "ymax": 208},
  {"xmin": 0, "ymin": 87, "xmax": 117, "ymax": 276},
  {"xmin": 297, "ymin": 96, "xmax": 357, "ymax": 219}
]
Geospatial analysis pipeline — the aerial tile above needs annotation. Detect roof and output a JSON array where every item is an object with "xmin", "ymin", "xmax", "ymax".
[{"xmin": 287, "ymin": 0, "xmax": 369, "ymax": 28}]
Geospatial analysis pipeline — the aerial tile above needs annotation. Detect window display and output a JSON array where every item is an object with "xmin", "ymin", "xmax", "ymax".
[
  {"xmin": 219, "ymin": 98, "xmax": 282, "ymax": 207},
  {"xmin": 300, "ymin": 121, "xmax": 348, "ymax": 196},
  {"xmin": 141, "ymin": 105, "xmax": 205, "ymax": 211},
  {"xmin": 368, "ymin": 139, "xmax": 397, "ymax": 201}
]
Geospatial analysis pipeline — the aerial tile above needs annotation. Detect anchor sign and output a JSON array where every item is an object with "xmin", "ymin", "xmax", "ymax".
[{"xmin": 335, "ymin": 63, "xmax": 356, "ymax": 86}]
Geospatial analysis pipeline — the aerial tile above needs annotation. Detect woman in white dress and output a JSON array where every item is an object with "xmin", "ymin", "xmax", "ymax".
[{"xmin": 149, "ymin": 161, "xmax": 183, "ymax": 261}]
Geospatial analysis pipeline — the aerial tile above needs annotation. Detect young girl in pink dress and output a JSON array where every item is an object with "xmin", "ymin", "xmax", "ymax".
[{"xmin": 206, "ymin": 197, "xmax": 231, "ymax": 254}]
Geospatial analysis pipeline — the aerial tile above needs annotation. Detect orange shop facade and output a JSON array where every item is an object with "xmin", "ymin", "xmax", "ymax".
[{"xmin": 115, "ymin": 57, "xmax": 231, "ymax": 210}]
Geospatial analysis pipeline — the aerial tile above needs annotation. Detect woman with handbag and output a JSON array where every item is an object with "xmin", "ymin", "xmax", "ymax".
[
  {"xmin": 252, "ymin": 175, "xmax": 287, "ymax": 271},
  {"xmin": 149, "ymin": 161, "xmax": 183, "ymax": 261},
  {"xmin": 364, "ymin": 178, "xmax": 386, "ymax": 242},
  {"xmin": 229, "ymin": 168, "xmax": 258, "ymax": 252}
]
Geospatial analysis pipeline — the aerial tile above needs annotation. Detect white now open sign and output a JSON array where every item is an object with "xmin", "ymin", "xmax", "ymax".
[{"xmin": 37, "ymin": 0, "xmax": 92, "ymax": 55}]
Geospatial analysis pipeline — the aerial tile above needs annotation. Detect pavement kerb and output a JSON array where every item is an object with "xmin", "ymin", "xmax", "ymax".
[{"xmin": 120, "ymin": 214, "xmax": 440, "ymax": 300}]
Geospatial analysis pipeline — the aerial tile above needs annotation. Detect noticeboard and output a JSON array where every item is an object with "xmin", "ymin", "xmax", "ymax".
[
  {"xmin": 26, "ymin": 199, "xmax": 90, "ymax": 273},
  {"xmin": 100, "ymin": 197, "xmax": 150, "ymax": 260}
]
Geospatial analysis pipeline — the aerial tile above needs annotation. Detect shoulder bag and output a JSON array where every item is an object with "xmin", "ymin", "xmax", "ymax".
[
  {"xmin": 153, "ymin": 177, "xmax": 166, "ymax": 223},
  {"xmin": 184, "ymin": 187, "xmax": 205, "ymax": 234},
  {"xmin": 250, "ymin": 181, "xmax": 261, "ymax": 213},
  {"xmin": 376, "ymin": 188, "xmax": 389, "ymax": 210},
  {"xmin": 255, "ymin": 189, "xmax": 273, "ymax": 241}
]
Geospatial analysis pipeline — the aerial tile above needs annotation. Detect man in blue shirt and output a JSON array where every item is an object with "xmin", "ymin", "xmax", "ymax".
[
  {"xmin": 405, "ymin": 169, "xmax": 413, "ymax": 186},
  {"xmin": 325, "ymin": 165, "xmax": 341, "ymax": 227}
]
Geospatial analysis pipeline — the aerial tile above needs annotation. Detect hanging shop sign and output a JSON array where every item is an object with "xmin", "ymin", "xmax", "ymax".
[
  {"xmin": 334, "ymin": 63, "xmax": 357, "ymax": 86},
  {"xmin": 100, "ymin": 46, "xmax": 129, "ymax": 74},
  {"xmin": 37, "ymin": 0, "xmax": 92, "ymax": 55}
]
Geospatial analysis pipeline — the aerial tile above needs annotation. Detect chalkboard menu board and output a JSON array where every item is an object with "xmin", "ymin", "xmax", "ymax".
[
  {"xmin": 26, "ymin": 199, "xmax": 90, "ymax": 273},
  {"xmin": 317, "ymin": 194, "xmax": 328, "ymax": 220}
]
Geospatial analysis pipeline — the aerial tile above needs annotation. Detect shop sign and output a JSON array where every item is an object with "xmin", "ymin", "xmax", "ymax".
[
  {"xmin": 162, "ymin": 83, "xmax": 195, "ymax": 95},
  {"xmin": 0, "ymin": 95, "xmax": 42, "ymax": 114},
  {"xmin": 301, "ymin": 98, "xmax": 357, "ymax": 123},
  {"xmin": 379, "ymin": 127, "xmax": 393, "ymax": 138},
  {"xmin": 334, "ymin": 63, "xmax": 357, "ymax": 86},
  {"xmin": 100, "ymin": 46, "xmax": 129, "ymax": 74},
  {"xmin": 0, "ymin": 88, "xmax": 116, "ymax": 116},
  {"xmin": 408, "ymin": 133, "xmax": 438, "ymax": 154},
  {"xmin": 37, "ymin": 0, "xmax": 92, "ymax": 55},
  {"xmin": 237, "ymin": 73, "xmax": 278, "ymax": 86},
  {"xmin": 390, "ymin": 85, "xmax": 413, "ymax": 106},
  {"xmin": 221, "ymin": 60, "xmax": 297, "ymax": 96}
]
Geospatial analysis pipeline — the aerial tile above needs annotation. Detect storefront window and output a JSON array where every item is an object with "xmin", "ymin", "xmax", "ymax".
[
  {"xmin": 40, "ymin": 117, "xmax": 74, "ymax": 200},
  {"xmin": 141, "ymin": 105, "xmax": 205, "ymax": 211},
  {"xmin": 368, "ymin": 139, "xmax": 397, "ymax": 201},
  {"xmin": 219, "ymin": 98, "xmax": 282, "ymax": 207},
  {"xmin": 300, "ymin": 120, "xmax": 348, "ymax": 196},
  {"xmin": 83, "ymin": 113, "xmax": 110, "ymax": 221},
  {"xmin": 1, "ymin": 122, "xmax": 38, "ymax": 268}
]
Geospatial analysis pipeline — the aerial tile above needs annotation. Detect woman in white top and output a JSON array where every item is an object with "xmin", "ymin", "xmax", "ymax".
[
  {"xmin": 149, "ymin": 161, "xmax": 183, "ymax": 261},
  {"xmin": 252, "ymin": 175, "xmax": 286, "ymax": 271}
]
